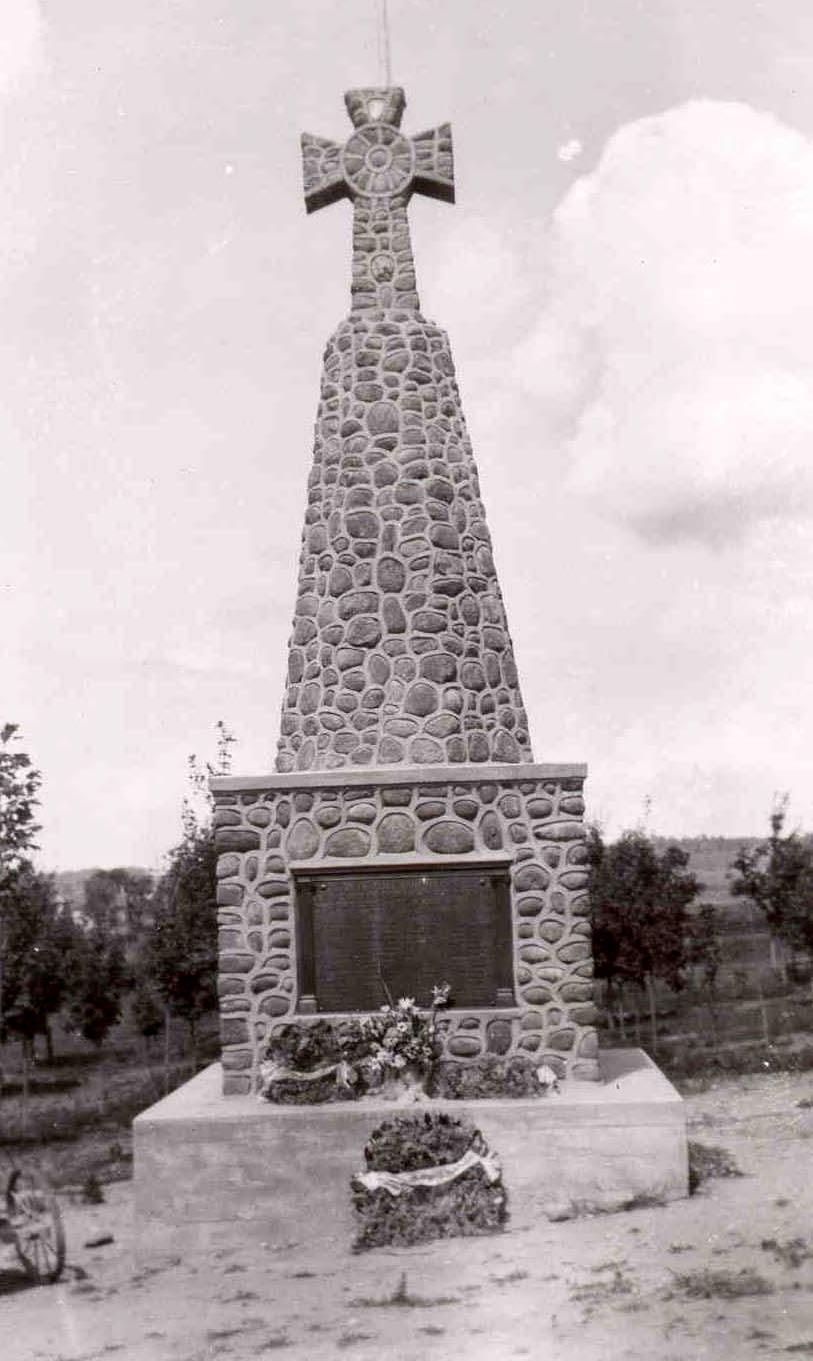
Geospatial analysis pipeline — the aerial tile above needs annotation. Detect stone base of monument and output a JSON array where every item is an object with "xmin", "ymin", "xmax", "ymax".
[{"xmin": 132, "ymin": 1047, "xmax": 687, "ymax": 1257}]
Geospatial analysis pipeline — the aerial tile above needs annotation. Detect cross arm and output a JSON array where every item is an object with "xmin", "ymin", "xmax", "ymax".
[
  {"xmin": 301, "ymin": 133, "xmax": 347, "ymax": 214},
  {"xmin": 410, "ymin": 123, "xmax": 455, "ymax": 204}
]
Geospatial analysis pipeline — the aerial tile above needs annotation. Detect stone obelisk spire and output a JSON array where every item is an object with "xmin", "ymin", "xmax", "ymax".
[{"xmin": 276, "ymin": 88, "xmax": 532, "ymax": 773}]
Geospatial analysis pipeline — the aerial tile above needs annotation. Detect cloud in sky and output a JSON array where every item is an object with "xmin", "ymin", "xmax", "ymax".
[
  {"xmin": 517, "ymin": 100, "xmax": 813, "ymax": 546},
  {"xmin": 557, "ymin": 139, "xmax": 583, "ymax": 163}
]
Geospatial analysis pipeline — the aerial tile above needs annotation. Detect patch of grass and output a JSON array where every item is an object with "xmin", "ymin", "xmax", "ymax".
[
  {"xmin": 665, "ymin": 1039, "xmax": 813, "ymax": 1084},
  {"xmin": 547, "ymin": 1193, "xmax": 664, "ymax": 1222},
  {"xmin": 570, "ymin": 1268, "xmax": 634, "ymax": 1305},
  {"xmin": 617, "ymin": 1191, "xmax": 667, "ymax": 1212},
  {"xmin": 688, "ymin": 1141, "xmax": 743, "ymax": 1194},
  {"xmin": 784, "ymin": 1344, "xmax": 813, "ymax": 1355},
  {"xmin": 336, "ymin": 1332, "xmax": 376, "ymax": 1348},
  {"xmin": 420, "ymin": 1325, "xmax": 446, "ymax": 1335},
  {"xmin": 672, "ymin": 1267, "xmax": 774, "ymax": 1300},
  {"xmin": 130, "ymin": 1256, "xmax": 180, "ymax": 1287},
  {"xmin": 254, "ymin": 1334, "xmax": 291, "ymax": 1350},
  {"xmin": 668, "ymin": 1244, "xmax": 693, "ymax": 1254},
  {"xmin": 1, "ymin": 1075, "xmax": 81, "ymax": 1096},
  {"xmin": 491, "ymin": 1269, "xmax": 529, "ymax": 1285},
  {"xmin": 0, "ymin": 1013, "xmax": 220, "ymax": 1187},
  {"xmin": 1, "ymin": 1060, "xmax": 187, "ymax": 1147},
  {"xmin": 798, "ymin": 1097, "xmax": 813, "ymax": 1109},
  {"xmin": 761, "ymin": 1238, "xmax": 811, "ymax": 1269},
  {"xmin": 352, "ymin": 1272, "xmax": 460, "ymax": 1310}
]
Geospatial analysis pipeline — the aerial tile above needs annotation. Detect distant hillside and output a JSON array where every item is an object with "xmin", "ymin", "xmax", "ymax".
[
  {"xmin": 653, "ymin": 835, "xmax": 762, "ymax": 921},
  {"xmin": 52, "ymin": 841, "xmax": 761, "ymax": 934},
  {"xmin": 51, "ymin": 841, "xmax": 759, "ymax": 914}
]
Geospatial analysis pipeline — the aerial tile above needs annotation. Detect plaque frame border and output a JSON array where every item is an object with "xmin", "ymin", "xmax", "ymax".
[{"xmin": 292, "ymin": 857, "xmax": 515, "ymax": 1015}]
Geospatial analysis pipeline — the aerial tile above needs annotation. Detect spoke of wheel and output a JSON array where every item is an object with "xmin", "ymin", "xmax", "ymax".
[{"xmin": 8, "ymin": 1172, "xmax": 65, "ymax": 1282}]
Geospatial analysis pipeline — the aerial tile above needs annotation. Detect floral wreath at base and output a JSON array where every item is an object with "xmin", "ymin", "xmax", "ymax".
[
  {"xmin": 260, "ymin": 986, "xmax": 451, "ymax": 1105},
  {"xmin": 259, "ymin": 985, "xmax": 563, "ymax": 1105},
  {"xmin": 350, "ymin": 1111, "xmax": 508, "ymax": 1250}
]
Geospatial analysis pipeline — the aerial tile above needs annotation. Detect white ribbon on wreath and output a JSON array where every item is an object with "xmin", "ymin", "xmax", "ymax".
[{"xmin": 352, "ymin": 1148, "xmax": 502, "ymax": 1198}]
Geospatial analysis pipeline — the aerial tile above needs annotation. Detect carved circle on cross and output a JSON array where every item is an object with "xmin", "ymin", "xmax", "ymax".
[
  {"xmin": 370, "ymin": 252, "xmax": 395, "ymax": 281},
  {"xmin": 342, "ymin": 123, "xmax": 414, "ymax": 198}
]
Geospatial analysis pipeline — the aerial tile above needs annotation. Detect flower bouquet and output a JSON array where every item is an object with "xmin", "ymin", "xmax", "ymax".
[{"xmin": 260, "ymin": 984, "xmax": 451, "ymax": 1105}]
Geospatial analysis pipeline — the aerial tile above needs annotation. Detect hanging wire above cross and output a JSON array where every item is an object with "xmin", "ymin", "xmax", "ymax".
[{"xmin": 377, "ymin": 0, "xmax": 393, "ymax": 86}]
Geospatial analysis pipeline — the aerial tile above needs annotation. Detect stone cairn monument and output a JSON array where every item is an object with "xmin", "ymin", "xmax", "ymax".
[{"xmin": 212, "ymin": 88, "xmax": 598, "ymax": 1093}]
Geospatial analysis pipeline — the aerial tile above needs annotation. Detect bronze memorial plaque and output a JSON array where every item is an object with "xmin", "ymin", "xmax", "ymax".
[{"xmin": 294, "ymin": 863, "xmax": 514, "ymax": 1012}]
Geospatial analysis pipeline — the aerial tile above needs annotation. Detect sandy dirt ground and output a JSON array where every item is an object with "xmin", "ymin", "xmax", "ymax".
[{"xmin": 2, "ymin": 1070, "xmax": 813, "ymax": 1361}]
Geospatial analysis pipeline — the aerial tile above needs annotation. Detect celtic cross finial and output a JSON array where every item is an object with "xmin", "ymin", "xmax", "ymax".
[{"xmin": 301, "ymin": 88, "xmax": 454, "ymax": 312}]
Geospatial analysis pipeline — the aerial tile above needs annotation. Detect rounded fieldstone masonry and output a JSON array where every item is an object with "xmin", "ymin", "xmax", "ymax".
[
  {"xmin": 213, "ymin": 88, "xmax": 596, "ymax": 1094},
  {"xmin": 273, "ymin": 301, "xmax": 532, "ymax": 773},
  {"xmin": 276, "ymin": 88, "xmax": 530, "ymax": 775},
  {"xmin": 213, "ymin": 767, "xmax": 597, "ymax": 1091}
]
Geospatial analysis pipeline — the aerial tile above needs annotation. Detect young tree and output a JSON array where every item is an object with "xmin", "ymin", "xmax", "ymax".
[
  {"xmin": 687, "ymin": 903, "xmax": 722, "ymax": 1042},
  {"xmin": 0, "ymin": 724, "xmax": 42, "ymax": 1087},
  {"xmin": 730, "ymin": 797, "xmax": 813, "ymax": 982},
  {"xmin": 66, "ymin": 927, "xmax": 129, "ymax": 1048},
  {"xmin": 588, "ymin": 826, "xmax": 705, "ymax": 1050},
  {"xmin": 131, "ymin": 976, "xmax": 164, "ymax": 1056},
  {"xmin": 0, "ymin": 723, "xmax": 41, "ymax": 869},
  {"xmin": 1, "ymin": 866, "xmax": 81, "ymax": 1122},
  {"xmin": 144, "ymin": 829, "xmax": 219, "ymax": 1066},
  {"xmin": 2, "ymin": 869, "xmax": 79, "ymax": 1053},
  {"xmin": 138, "ymin": 722, "xmax": 235, "ymax": 1070}
]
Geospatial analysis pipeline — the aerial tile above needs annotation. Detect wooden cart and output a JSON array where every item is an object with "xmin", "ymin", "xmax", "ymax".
[{"xmin": 1, "ymin": 1168, "xmax": 65, "ymax": 1284}]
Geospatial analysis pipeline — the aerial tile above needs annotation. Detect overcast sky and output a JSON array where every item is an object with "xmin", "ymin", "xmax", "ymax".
[{"xmin": 4, "ymin": 0, "xmax": 813, "ymax": 871}]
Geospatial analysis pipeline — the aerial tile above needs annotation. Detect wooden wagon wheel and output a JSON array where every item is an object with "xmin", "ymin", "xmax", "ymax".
[{"xmin": 5, "ymin": 1170, "xmax": 66, "ymax": 1284}]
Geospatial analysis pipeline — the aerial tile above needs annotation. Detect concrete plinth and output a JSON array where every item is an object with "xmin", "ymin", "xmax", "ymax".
[{"xmin": 133, "ymin": 1048, "xmax": 687, "ymax": 1255}]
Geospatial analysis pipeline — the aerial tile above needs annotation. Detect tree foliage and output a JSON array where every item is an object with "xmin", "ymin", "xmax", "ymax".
[
  {"xmin": 588, "ymin": 827, "xmax": 703, "ymax": 991},
  {"xmin": 81, "ymin": 868, "xmax": 154, "ymax": 944},
  {"xmin": 730, "ymin": 798, "xmax": 813, "ymax": 957},
  {"xmin": 0, "ymin": 723, "xmax": 41, "ymax": 883},
  {"xmin": 131, "ymin": 975, "xmax": 164, "ymax": 1043},
  {"xmin": 588, "ymin": 825, "xmax": 710, "ymax": 1047},
  {"xmin": 687, "ymin": 904, "xmax": 722, "ymax": 990},
  {"xmin": 0, "ymin": 725, "xmax": 44, "ymax": 1071},
  {"xmin": 144, "ymin": 826, "xmax": 219, "ymax": 1050},
  {"xmin": 66, "ymin": 927, "xmax": 129, "ymax": 1047},
  {"xmin": 137, "ymin": 721, "xmax": 235, "ymax": 1057},
  {"xmin": 1, "ymin": 865, "xmax": 80, "ymax": 1048}
]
